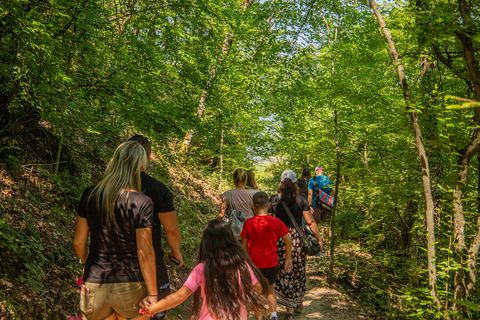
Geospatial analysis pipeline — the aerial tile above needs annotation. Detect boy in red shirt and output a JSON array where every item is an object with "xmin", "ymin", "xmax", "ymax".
[{"xmin": 241, "ymin": 192, "xmax": 293, "ymax": 320}]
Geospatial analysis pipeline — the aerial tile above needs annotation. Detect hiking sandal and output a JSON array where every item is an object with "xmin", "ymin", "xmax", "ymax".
[
  {"xmin": 284, "ymin": 313, "xmax": 294, "ymax": 320},
  {"xmin": 294, "ymin": 303, "xmax": 303, "ymax": 313}
]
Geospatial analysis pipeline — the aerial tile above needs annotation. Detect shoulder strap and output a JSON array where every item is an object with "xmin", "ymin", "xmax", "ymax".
[
  {"xmin": 227, "ymin": 190, "xmax": 235, "ymax": 210},
  {"xmin": 280, "ymin": 200, "xmax": 304, "ymax": 237},
  {"xmin": 314, "ymin": 176, "xmax": 318, "ymax": 190}
]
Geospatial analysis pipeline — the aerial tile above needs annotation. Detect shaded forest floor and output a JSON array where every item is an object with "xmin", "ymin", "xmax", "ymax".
[
  {"xmin": 286, "ymin": 255, "xmax": 368, "ymax": 320},
  {"xmin": 253, "ymin": 254, "xmax": 368, "ymax": 320}
]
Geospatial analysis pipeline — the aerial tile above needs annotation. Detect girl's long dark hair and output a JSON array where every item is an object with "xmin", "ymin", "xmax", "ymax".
[
  {"xmin": 277, "ymin": 178, "xmax": 298, "ymax": 204},
  {"xmin": 191, "ymin": 219, "xmax": 268, "ymax": 320}
]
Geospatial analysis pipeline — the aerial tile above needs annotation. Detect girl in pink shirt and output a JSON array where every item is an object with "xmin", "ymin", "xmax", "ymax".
[{"xmin": 139, "ymin": 219, "xmax": 268, "ymax": 320}]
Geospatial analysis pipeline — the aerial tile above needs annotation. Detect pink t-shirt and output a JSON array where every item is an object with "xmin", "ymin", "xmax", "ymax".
[{"xmin": 183, "ymin": 262, "xmax": 258, "ymax": 320}]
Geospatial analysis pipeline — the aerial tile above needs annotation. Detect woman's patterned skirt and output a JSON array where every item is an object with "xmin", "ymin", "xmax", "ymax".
[{"xmin": 275, "ymin": 227, "xmax": 306, "ymax": 308}]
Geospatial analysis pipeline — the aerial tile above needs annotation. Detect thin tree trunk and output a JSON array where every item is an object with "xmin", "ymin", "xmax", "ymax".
[
  {"xmin": 477, "ymin": 153, "xmax": 480, "ymax": 215},
  {"xmin": 369, "ymin": 0, "xmax": 438, "ymax": 306},
  {"xmin": 219, "ymin": 129, "xmax": 224, "ymax": 191},
  {"xmin": 54, "ymin": 130, "xmax": 63, "ymax": 176},
  {"xmin": 328, "ymin": 108, "xmax": 341, "ymax": 282},
  {"xmin": 319, "ymin": 3, "xmax": 341, "ymax": 283}
]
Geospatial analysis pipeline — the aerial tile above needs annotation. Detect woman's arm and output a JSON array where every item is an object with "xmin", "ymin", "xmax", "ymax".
[
  {"xmin": 281, "ymin": 233, "xmax": 293, "ymax": 272},
  {"xmin": 302, "ymin": 210, "xmax": 323, "ymax": 251},
  {"xmin": 73, "ymin": 216, "xmax": 89, "ymax": 264},
  {"xmin": 139, "ymin": 285, "xmax": 193, "ymax": 317},
  {"xmin": 136, "ymin": 228, "xmax": 157, "ymax": 298},
  {"xmin": 217, "ymin": 198, "xmax": 228, "ymax": 219}
]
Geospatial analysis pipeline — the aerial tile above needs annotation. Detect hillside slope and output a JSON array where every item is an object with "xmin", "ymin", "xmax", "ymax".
[{"xmin": 0, "ymin": 130, "xmax": 219, "ymax": 319}]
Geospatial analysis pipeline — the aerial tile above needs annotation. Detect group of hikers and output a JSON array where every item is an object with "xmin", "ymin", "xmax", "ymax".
[{"xmin": 73, "ymin": 135, "xmax": 334, "ymax": 320}]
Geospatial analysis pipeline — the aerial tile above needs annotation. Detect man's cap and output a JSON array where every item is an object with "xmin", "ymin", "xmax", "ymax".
[
  {"xmin": 281, "ymin": 169, "xmax": 297, "ymax": 183},
  {"xmin": 315, "ymin": 166, "xmax": 323, "ymax": 171}
]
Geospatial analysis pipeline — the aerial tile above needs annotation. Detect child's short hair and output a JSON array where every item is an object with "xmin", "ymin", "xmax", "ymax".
[{"xmin": 252, "ymin": 192, "xmax": 269, "ymax": 210}]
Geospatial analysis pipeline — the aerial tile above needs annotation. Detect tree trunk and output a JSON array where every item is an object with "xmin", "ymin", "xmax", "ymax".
[
  {"xmin": 54, "ymin": 130, "xmax": 63, "ymax": 176},
  {"xmin": 328, "ymin": 108, "xmax": 341, "ymax": 282},
  {"xmin": 369, "ymin": 0, "xmax": 438, "ymax": 305},
  {"xmin": 219, "ymin": 129, "xmax": 224, "ymax": 191},
  {"xmin": 451, "ymin": 0, "xmax": 480, "ymax": 313},
  {"xmin": 477, "ymin": 152, "xmax": 480, "ymax": 215},
  {"xmin": 320, "ymin": 4, "xmax": 341, "ymax": 284}
]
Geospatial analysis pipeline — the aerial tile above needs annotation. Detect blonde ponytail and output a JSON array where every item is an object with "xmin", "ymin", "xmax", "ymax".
[{"xmin": 232, "ymin": 168, "xmax": 247, "ymax": 187}]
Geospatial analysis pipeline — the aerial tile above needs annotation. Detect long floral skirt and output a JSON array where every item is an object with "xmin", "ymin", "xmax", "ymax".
[{"xmin": 275, "ymin": 227, "xmax": 306, "ymax": 308}]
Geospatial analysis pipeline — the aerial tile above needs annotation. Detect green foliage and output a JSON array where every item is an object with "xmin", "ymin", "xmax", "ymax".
[
  {"xmin": 0, "ymin": 144, "xmax": 21, "ymax": 170},
  {"xmin": 0, "ymin": 215, "xmax": 48, "ymax": 292},
  {"xmin": 1, "ymin": 0, "xmax": 480, "ymax": 318},
  {"xmin": 335, "ymin": 210, "xmax": 367, "ymax": 240}
]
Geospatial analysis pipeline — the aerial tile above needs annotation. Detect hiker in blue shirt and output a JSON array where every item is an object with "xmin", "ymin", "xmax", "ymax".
[{"xmin": 307, "ymin": 166, "xmax": 334, "ymax": 225}]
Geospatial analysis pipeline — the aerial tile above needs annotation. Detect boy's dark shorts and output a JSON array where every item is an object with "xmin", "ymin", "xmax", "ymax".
[{"xmin": 259, "ymin": 266, "xmax": 278, "ymax": 285}]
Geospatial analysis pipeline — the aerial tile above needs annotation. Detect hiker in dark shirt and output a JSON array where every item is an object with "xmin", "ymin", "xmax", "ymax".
[
  {"xmin": 296, "ymin": 168, "xmax": 311, "ymax": 200},
  {"xmin": 129, "ymin": 135, "xmax": 183, "ymax": 320},
  {"xmin": 73, "ymin": 141, "xmax": 157, "ymax": 320}
]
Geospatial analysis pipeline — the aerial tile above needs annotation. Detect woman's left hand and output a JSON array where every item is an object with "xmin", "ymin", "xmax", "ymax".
[{"xmin": 284, "ymin": 258, "xmax": 293, "ymax": 273}]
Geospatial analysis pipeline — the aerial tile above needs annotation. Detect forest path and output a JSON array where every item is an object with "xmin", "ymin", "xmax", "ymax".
[
  {"xmin": 277, "ymin": 256, "xmax": 367, "ymax": 320},
  {"xmin": 249, "ymin": 254, "xmax": 367, "ymax": 320}
]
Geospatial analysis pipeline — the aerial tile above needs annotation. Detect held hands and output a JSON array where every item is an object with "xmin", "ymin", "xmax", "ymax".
[
  {"xmin": 310, "ymin": 206, "xmax": 314, "ymax": 215},
  {"xmin": 284, "ymin": 258, "xmax": 293, "ymax": 273},
  {"xmin": 139, "ymin": 295, "xmax": 157, "ymax": 316}
]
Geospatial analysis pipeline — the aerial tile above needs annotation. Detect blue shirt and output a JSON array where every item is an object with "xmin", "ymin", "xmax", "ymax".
[{"xmin": 308, "ymin": 175, "xmax": 333, "ymax": 208}]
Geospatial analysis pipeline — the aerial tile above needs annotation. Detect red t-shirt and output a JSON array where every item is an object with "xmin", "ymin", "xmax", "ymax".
[{"xmin": 240, "ymin": 215, "xmax": 290, "ymax": 268}]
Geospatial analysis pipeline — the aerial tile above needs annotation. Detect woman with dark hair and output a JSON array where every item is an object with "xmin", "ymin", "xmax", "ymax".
[
  {"xmin": 138, "ymin": 219, "xmax": 268, "ymax": 320},
  {"xmin": 295, "ymin": 168, "xmax": 311, "ymax": 199},
  {"xmin": 73, "ymin": 141, "xmax": 157, "ymax": 320},
  {"xmin": 269, "ymin": 170, "xmax": 323, "ymax": 319}
]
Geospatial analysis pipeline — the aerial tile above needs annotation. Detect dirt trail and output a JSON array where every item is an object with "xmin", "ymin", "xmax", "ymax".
[{"xmin": 250, "ymin": 256, "xmax": 367, "ymax": 320}]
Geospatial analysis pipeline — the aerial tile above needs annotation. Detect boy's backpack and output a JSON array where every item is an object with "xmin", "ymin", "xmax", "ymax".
[{"xmin": 222, "ymin": 190, "xmax": 246, "ymax": 238}]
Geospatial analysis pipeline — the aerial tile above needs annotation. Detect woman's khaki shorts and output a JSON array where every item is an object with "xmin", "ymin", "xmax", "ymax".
[{"xmin": 80, "ymin": 281, "xmax": 147, "ymax": 320}]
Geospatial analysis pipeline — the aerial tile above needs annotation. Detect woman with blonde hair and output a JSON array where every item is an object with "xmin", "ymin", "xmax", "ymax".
[
  {"xmin": 73, "ymin": 141, "xmax": 157, "ymax": 320},
  {"xmin": 218, "ymin": 168, "xmax": 254, "ymax": 221}
]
